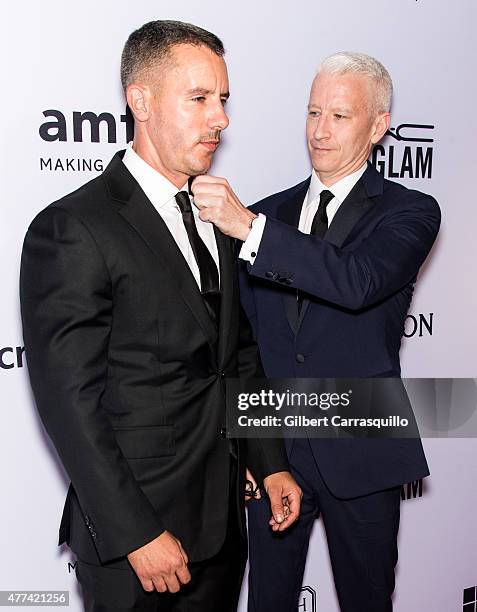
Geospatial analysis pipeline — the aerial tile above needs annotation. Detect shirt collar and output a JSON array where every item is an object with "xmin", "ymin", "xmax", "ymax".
[
  {"xmin": 306, "ymin": 163, "xmax": 368, "ymax": 207},
  {"xmin": 122, "ymin": 142, "xmax": 188, "ymax": 209}
]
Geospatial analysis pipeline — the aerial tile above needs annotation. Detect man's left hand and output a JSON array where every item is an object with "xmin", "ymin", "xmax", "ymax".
[
  {"xmin": 263, "ymin": 471, "xmax": 302, "ymax": 532},
  {"xmin": 191, "ymin": 175, "xmax": 256, "ymax": 241}
]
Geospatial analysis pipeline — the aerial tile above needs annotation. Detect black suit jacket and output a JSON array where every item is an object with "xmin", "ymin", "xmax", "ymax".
[
  {"xmin": 239, "ymin": 163, "xmax": 441, "ymax": 498},
  {"xmin": 20, "ymin": 152, "xmax": 288, "ymax": 564}
]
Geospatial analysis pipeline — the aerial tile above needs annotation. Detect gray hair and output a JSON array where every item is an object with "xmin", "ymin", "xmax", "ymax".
[
  {"xmin": 121, "ymin": 20, "xmax": 225, "ymax": 91},
  {"xmin": 317, "ymin": 52, "xmax": 393, "ymax": 114}
]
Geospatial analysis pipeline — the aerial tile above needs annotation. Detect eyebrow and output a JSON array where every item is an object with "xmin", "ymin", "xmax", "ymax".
[
  {"xmin": 186, "ymin": 87, "xmax": 230, "ymax": 99},
  {"xmin": 307, "ymin": 104, "xmax": 353, "ymax": 113}
]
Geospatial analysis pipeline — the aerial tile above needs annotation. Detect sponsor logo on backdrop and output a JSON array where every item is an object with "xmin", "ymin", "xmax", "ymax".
[
  {"xmin": 298, "ymin": 586, "xmax": 316, "ymax": 611},
  {"xmin": 0, "ymin": 346, "xmax": 25, "ymax": 370},
  {"xmin": 38, "ymin": 107, "xmax": 134, "ymax": 173},
  {"xmin": 401, "ymin": 479, "xmax": 423, "ymax": 501},
  {"xmin": 404, "ymin": 313, "xmax": 433, "ymax": 338},
  {"xmin": 463, "ymin": 586, "xmax": 477, "ymax": 611},
  {"xmin": 371, "ymin": 123, "xmax": 434, "ymax": 179}
]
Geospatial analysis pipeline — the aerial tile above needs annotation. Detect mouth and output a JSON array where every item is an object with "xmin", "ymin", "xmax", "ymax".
[
  {"xmin": 311, "ymin": 145, "xmax": 333, "ymax": 152},
  {"xmin": 200, "ymin": 140, "xmax": 220, "ymax": 152}
]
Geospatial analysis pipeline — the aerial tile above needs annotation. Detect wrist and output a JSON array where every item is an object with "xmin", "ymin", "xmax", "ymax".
[{"xmin": 240, "ymin": 212, "xmax": 258, "ymax": 241}]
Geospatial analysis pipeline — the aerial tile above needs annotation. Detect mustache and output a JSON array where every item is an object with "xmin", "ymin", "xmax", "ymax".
[{"xmin": 200, "ymin": 129, "xmax": 222, "ymax": 143}]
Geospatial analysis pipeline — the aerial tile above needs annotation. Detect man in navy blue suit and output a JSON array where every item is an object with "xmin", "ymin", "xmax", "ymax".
[{"xmin": 192, "ymin": 52, "xmax": 440, "ymax": 611}]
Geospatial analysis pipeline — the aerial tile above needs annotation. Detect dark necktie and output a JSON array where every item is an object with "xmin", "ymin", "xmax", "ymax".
[
  {"xmin": 310, "ymin": 189, "xmax": 334, "ymax": 237},
  {"xmin": 175, "ymin": 191, "xmax": 220, "ymax": 324},
  {"xmin": 297, "ymin": 189, "xmax": 335, "ymax": 314}
]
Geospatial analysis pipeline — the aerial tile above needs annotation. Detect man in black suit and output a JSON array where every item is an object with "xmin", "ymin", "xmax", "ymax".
[
  {"xmin": 192, "ymin": 52, "xmax": 440, "ymax": 611},
  {"xmin": 20, "ymin": 20, "xmax": 301, "ymax": 612}
]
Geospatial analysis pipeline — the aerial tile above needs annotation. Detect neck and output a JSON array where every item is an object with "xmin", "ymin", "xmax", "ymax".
[
  {"xmin": 131, "ymin": 133, "xmax": 188, "ymax": 189},
  {"xmin": 317, "ymin": 156, "xmax": 369, "ymax": 187}
]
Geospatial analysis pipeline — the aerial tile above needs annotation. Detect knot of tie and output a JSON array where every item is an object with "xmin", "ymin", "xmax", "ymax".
[
  {"xmin": 311, "ymin": 189, "xmax": 334, "ymax": 237},
  {"xmin": 317, "ymin": 189, "xmax": 334, "ymax": 222},
  {"xmin": 175, "ymin": 191, "xmax": 192, "ymax": 214}
]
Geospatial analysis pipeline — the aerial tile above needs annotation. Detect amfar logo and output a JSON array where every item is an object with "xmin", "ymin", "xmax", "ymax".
[
  {"xmin": 0, "ymin": 346, "xmax": 25, "ymax": 370},
  {"xmin": 401, "ymin": 479, "xmax": 423, "ymax": 501},
  {"xmin": 371, "ymin": 123, "xmax": 434, "ymax": 179},
  {"xmin": 38, "ymin": 106, "xmax": 134, "ymax": 173},
  {"xmin": 39, "ymin": 107, "xmax": 134, "ymax": 143},
  {"xmin": 298, "ymin": 586, "xmax": 316, "ymax": 611},
  {"xmin": 463, "ymin": 586, "xmax": 477, "ymax": 611},
  {"xmin": 404, "ymin": 313, "xmax": 434, "ymax": 338}
]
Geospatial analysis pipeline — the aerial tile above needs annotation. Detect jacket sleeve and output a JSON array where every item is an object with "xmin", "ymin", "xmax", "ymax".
[
  {"xmin": 248, "ymin": 193, "xmax": 441, "ymax": 310},
  {"xmin": 236, "ymin": 265, "xmax": 289, "ymax": 483},
  {"xmin": 20, "ymin": 206, "xmax": 164, "ymax": 563}
]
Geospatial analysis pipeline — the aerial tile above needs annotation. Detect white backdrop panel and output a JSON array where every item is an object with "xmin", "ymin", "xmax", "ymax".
[{"xmin": 1, "ymin": 1, "xmax": 476, "ymax": 610}]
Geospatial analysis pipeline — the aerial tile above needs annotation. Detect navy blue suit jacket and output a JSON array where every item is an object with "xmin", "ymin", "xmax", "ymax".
[{"xmin": 239, "ymin": 163, "xmax": 441, "ymax": 498}]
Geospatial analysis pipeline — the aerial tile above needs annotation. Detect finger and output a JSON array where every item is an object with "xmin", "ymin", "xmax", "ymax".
[
  {"xmin": 193, "ymin": 195, "xmax": 223, "ymax": 211},
  {"xmin": 163, "ymin": 573, "xmax": 181, "ymax": 594},
  {"xmin": 177, "ymin": 541, "xmax": 189, "ymax": 565},
  {"xmin": 287, "ymin": 491, "xmax": 302, "ymax": 518},
  {"xmin": 139, "ymin": 577, "xmax": 155, "ymax": 592},
  {"xmin": 191, "ymin": 175, "xmax": 227, "ymax": 187},
  {"xmin": 176, "ymin": 564, "xmax": 192, "ymax": 585},
  {"xmin": 152, "ymin": 576, "xmax": 167, "ymax": 593},
  {"xmin": 275, "ymin": 498, "xmax": 300, "ymax": 531},
  {"xmin": 192, "ymin": 183, "xmax": 229, "ymax": 199},
  {"xmin": 267, "ymin": 489, "xmax": 285, "ymax": 524}
]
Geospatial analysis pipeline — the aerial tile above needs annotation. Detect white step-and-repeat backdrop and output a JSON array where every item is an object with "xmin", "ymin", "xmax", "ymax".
[{"xmin": 1, "ymin": 1, "xmax": 476, "ymax": 610}]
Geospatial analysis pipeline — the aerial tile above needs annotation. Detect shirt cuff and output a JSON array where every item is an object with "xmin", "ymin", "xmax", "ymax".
[{"xmin": 238, "ymin": 213, "xmax": 266, "ymax": 264}]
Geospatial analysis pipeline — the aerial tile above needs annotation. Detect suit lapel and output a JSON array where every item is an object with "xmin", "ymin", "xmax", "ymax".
[
  {"xmin": 324, "ymin": 176, "xmax": 377, "ymax": 248},
  {"xmin": 276, "ymin": 179, "xmax": 310, "ymax": 335},
  {"xmin": 104, "ymin": 153, "xmax": 219, "ymax": 353},
  {"xmin": 214, "ymin": 226, "xmax": 234, "ymax": 368},
  {"xmin": 295, "ymin": 164, "xmax": 383, "ymax": 330}
]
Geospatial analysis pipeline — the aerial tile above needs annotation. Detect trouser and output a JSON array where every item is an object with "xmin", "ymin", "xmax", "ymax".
[
  {"xmin": 247, "ymin": 438, "xmax": 401, "ymax": 612},
  {"xmin": 76, "ymin": 459, "xmax": 247, "ymax": 611}
]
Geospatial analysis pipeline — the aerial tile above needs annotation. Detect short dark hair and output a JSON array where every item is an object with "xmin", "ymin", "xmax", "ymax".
[{"xmin": 121, "ymin": 20, "xmax": 225, "ymax": 91}]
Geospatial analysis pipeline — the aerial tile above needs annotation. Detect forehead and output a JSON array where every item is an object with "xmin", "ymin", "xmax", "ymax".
[
  {"xmin": 309, "ymin": 71, "xmax": 371, "ymax": 107},
  {"xmin": 162, "ymin": 43, "xmax": 228, "ymax": 88}
]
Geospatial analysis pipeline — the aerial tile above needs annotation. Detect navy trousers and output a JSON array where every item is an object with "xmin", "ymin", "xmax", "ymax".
[{"xmin": 247, "ymin": 438, "xmax": 401, "ymax": 612}]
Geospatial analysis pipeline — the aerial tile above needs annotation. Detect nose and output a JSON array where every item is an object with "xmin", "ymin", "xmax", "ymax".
[
  {"xmin": 312, "ymin": 115, "xmax": 331, "ymax": 141},
  {"xmin": 210, "ymin": 100, "xmax": 229, "ymax": 131}
]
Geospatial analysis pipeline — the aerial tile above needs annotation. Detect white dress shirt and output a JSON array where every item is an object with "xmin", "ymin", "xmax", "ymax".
[
  {"xmin": 239, "ymin": 164, "xmax": 368, "ymax": 263},
  {"xmin": 122, "ymin": 144, "xmax": 220, "ymax": 288}
]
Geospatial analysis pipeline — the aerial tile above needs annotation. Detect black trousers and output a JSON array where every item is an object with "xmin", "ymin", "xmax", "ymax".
[
  {"xmin": 247, "ymin": 438, "xmax": 401, "ymax": 612},
  {"xmin": 76, "ymin": 459, "xmax": 247, "ymax": 612}
]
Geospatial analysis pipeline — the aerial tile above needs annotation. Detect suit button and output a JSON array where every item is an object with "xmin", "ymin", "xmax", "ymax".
[
  {"xmin": 220, "ymin": 427, "xmax": 227, "ymax": 438},
  {"xmin": 296, "ymin": 353, "xmax": 305, "ymax": 363},
  {"xmin": 265, "ymin": 271, "xmax": 274, "ymax": 279},
  {"xmin": 220, "ymin": 370, "xmax": 226, "ymax": 379},
  {"xmin": 284, "ymin": 278, "xmax": 293, "ymax": 285}
]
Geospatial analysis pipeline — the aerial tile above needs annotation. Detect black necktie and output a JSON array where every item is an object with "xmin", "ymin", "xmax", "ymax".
[
  {"xmin": 297, "ymin": 189, "xmax": 335, "ymax": 314},
  {"xmin": 175, "ymin": 191, "xmax": 220, "ymax": 324},
  {"xmin": 310, "ymin": 189, "xmax": 334, "ymax": 237}
]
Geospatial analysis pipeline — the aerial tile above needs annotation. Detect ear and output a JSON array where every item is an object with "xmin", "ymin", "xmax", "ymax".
[
  {"xmin": 126, "ymin": 83, "xmax": 151, "ymax": 123},
  {"xmin": 370, "ymin": 112, "xmax": 390, "ymax": 145}
]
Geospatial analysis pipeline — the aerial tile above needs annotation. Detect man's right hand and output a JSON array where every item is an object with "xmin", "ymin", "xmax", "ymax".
[{"xmin": 127, "ymin": 531, "xmax": 191, "ymax": 593}]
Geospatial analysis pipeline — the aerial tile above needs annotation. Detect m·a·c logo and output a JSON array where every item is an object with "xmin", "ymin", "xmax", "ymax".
[
  {"xmin": 463, "ymin": 586, "xmax": 477, "ymax": 611},
  {"xmin": 298, "ymin": 586, "xmax": 316, "ymax": 611},
  {"xmin": 371, "ymin": 123, "xmax": 434, "ymax": 180}
]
